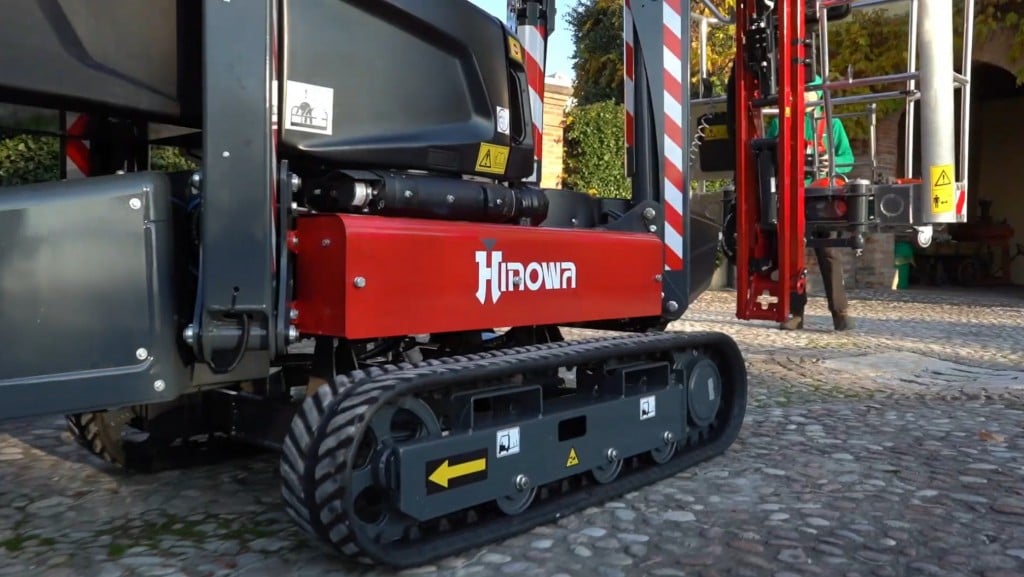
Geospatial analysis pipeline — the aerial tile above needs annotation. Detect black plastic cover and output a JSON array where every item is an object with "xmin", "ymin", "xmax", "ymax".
[
  {"xmin": 0, "ymin": 0, "xmax": 201, "ymax": 124},
  {"xmin": 0, "ymin": 172, "xmax": 189, "ymax": 421},
  {"xmin": 279, "ymin": 0, "xmax": 534, "ymax": 180}
]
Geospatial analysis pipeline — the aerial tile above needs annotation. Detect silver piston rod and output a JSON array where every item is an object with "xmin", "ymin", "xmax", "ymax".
[{"xmin": 917, "ymin": 0, "xmax": 957, "ymax": 224}]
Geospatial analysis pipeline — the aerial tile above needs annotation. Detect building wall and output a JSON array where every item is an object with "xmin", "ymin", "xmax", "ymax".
[
  {"xmin": 975, "ymin": 97, "xmax": 1024, "ymax": 284},
  {"xmin": 539, "ymin": 79, "xmax": 574, "ymax": 189}
]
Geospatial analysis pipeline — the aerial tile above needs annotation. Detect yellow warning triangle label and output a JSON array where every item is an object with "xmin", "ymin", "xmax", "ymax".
[
  {"xmin": 566, "ymin": 447, "xmax": 579, "ymax": 467},
  {"xmin": 479, "ymin": 151, "xmax": 492, "ymax": 168},
  {"xmin": 934, "ymin": 169, "xmax": 952, "ymax": 187}
]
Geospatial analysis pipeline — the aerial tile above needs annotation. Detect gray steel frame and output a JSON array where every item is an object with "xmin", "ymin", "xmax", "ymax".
[
  {"xmin": 189, "ymin": 0, "xmax": 278, "ymax": 385},
  {"xmin": 627, "ymin": 2, "xmax": 693, "ymax": 320},
  {"xmin": 395, "ymin": 364, "xmax": 686, "ymax": 521}
]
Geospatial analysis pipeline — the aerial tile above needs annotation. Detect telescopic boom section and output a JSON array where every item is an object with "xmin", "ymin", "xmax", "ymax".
[{"xmin": 733, "ymin": 0, "xmax": 808, "ymax": 322}]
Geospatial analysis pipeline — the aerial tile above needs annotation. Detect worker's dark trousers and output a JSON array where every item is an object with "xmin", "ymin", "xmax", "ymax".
[{"xmin": 791, "ymin": 245, "xmax": 848, "ymax": 316}]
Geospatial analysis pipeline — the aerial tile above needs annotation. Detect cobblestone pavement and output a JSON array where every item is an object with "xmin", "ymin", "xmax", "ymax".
[{"xmin": 1, "ymin": 288, "xmax": 1023, "ymax": 577}]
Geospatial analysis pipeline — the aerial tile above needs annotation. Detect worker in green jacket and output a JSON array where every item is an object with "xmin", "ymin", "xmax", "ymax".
[
  {"xmin": 764, "ymin": 75, "xmax": 856, "ymax": 184},
  {"xmin": 766, "ymin": 74, "xmax": 856, "ymax": 331}
]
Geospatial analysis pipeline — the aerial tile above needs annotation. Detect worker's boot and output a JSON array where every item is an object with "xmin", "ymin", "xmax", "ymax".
[
  {"xmin": 779, "ymin": 314, "xmax": 804, "ymax": 330},
  {"xmin": 832, "ymin": 313, "xmax": 855, "ymax": 331}
]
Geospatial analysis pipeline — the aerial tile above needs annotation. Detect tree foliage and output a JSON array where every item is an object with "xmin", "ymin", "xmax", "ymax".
[
  {"xmin": 969, "ymin": 0, "xmax": 1024, "ymax": 81},
  {"xmin": 566, "ymin": 0, "xmax": 625, "ymax": 106},
  {"xmin": 0, "ymin": 134, "xmax": 59, "ymax": 186},
  {"xmin": 561, "ymin": 100, "xmax": 630, "ymax": 199}
]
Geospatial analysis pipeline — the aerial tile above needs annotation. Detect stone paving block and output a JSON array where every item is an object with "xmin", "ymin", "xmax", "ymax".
[{"xmin": 0, "ymin": 288, "xmax": 1021, "ymax": 576}]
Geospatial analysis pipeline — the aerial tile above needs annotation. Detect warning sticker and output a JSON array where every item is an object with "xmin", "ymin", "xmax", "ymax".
[
  {"xmin": 496, "ymin": 106, "xmax": 510, "ymax": 135},
  {"xmin": 426, "ymin": 448, "xmax": 488, "ymax": 495},
  {"xmin": 566, "ymin": 447, "xmax": 579, "ymax": 468},
  {"xmin": 475, "ymin": 143, "xmax": 509, "ymax": 175},
  {"xmin": 508, "ymin": 36, "xmax": 524, "ymax": 64},
  {"xmin": 496, "ymin": 426, "xmax": 520, "ymax": 458},
  {"xmin": 930, "ymin": 164, "xmax": 954, "ymax": 214},
  {"xmin": 285, "ymin": 80, "xmax": 333, "ymax": 135},
  {"xmin": 703, "ymin": 124, "xmax": 728, "ymax": 141},
  {"xmin": 640, "ymin": 395, "xmax": 656, "ymax": 420}
]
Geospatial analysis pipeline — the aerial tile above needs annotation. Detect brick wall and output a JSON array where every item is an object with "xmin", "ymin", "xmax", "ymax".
[{"xmin": 540, "ymin": 80, "xmax": 574, "ymax": 189}]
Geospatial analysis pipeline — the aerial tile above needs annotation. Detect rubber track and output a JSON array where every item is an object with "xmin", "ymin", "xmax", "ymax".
[
  {"xmin": 65, "ymin": 413, "xmax": 127, "ymax": 466},
  {"xmin": 280, "ymin": 331, "xmax": 748, "ymax": 568}
]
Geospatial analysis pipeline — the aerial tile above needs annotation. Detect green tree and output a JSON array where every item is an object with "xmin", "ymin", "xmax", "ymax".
[
  {"xmin": 561, "ymin": 100, "xmax": 630, "ymax": 199},
  {"xmin": 566, "ymin": 0, "xmax": 625, "ymax": 106}
]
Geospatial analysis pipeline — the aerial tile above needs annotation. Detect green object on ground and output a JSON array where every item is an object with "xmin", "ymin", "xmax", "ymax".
[{"xmin": 894, "ymin": 241, "xmax": 915, "ymax": 289}]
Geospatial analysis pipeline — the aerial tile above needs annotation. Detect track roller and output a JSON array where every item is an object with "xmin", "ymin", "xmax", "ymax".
[{"xmin": 280, "ymin": 331, "xmax": 747, "ymax": 568}]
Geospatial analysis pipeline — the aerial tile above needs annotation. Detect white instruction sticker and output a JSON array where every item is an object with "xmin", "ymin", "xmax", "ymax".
[
  {"xmin": 496, "ymin": 426, "xmax": 520, "ymax": 458},
  {"xmin": 640, "ymin": 395, "xmax": 656, "ymax": 420},
  {"xmin": 285, "ymin": 80, "xmax": 333, "ymax": 135},
  {"xmin": 496, "ymin": 106, "xmax": 510, "ymax": 135}
]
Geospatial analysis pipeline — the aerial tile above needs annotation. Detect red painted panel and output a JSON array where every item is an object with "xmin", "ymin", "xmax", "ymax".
[{"xmin": 291, "ymin": 215, "xmax": 665, "ymax": 339}]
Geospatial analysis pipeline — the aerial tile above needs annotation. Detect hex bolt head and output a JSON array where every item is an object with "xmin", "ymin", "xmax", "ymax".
[
  {"xmin": 290, "ymin": 173, "xmax": 302, "ymax": 193},
  {"xmin": 664, "ymin": 431, "xmax": 675, "ymax": 444},
  {"xmin": 321, "ymin": 239, "xmax": 331, "ymax": 247},
  {"xmin": 607, "ymin": 448, "xmax": 619, "ymax": 462},
  {"xmin": 288, "ymin": 326, "xmax": 300, "ymax": 343},
  {"xmin": 289, "ymin": 308, "xmax": 300, "ymax": 320},
  {"xmin": 404, "ymin": 190, "xmax": 414, "ymax": 198},
  {"xmin": 190, "ymin": 171, "xmax": 202, "ymax": 188},
  {"xmin": 654, "ymin": 274, "xmax": 663, "ymax": 282},
  {"xmin": 182, "ymin": 325, "xmax": 196, "ymax": 345},
  {"xmin": 129, "ymin": 198, "xmax": 142, "ymax": 210},
  {"xmin": 353, "ymin": 276, "xmax": 367, "ymax": 288},
  {"xmin": 643, "ymin": 207, "xmax": 656, "ymax": 220},
  {"xmin": 515, "ymin": 474, "xmax": 531, "ymax": 491},
  {"xmin": 135, "ymin": 348, "xmax": 148, "ymax": 360},
  {"xmin": 666, "ymin": 300, "xmax": 679, "ymax": 312},
  {"xmin": 153, "ymin": 380, "xmax": 166, "ymax": 392},
  {"xmin": 648, "ymin": 225, "xmax": 657, "ymax": 233},
  {"xmin": 446, "ymin": 194, "xmax": 455, "ymax": 204}
]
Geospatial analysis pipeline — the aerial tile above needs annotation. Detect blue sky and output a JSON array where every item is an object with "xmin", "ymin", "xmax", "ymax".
[{"xmin": 467, "ymin": 0, "xmax": 577, "ymax": 80}]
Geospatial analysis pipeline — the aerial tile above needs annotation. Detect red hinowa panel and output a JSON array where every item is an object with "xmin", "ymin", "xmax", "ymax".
[{"xmin": 291, "ymin": 214, "xmax": 665, "ymax": 339}]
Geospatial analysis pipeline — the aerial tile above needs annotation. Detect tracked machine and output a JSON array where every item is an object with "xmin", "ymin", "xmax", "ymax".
[{"xmin": 0, "ymin": 0, "xmax": 971, "ymax": 568}]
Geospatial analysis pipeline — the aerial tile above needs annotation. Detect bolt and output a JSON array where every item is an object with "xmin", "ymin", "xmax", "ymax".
[
  {"xmin": 515, "ymin": 474, "xmax": 531, "ymax": 491},
  {"xmin": 290, "ymin": 173, "xmax": 302, "ymax": 193},
  {"xmin": 153, "ymin": 380, "xmax": 166, "ymax": 392},
  {"xmin": 222, "ymin": 151, "xmax": 230, "ymax": 158},
  {"xmin": 404, "ymin": 190, "xmax": 414, "ymax": 198},
  {"xmin": 666, "ymin": 300, "xmax": 679, "ymax": 312},
  {"xmin": 664, "ymin": 431, "xmax": 675, "ymax": 444},
  {"xmin": 190, "ymin": 171, "xmax": 202, "ymax": 190},
  {"xmin": 289, "ymin": 308, "xmax": 299, "ymax": 320},
  {"xmin": 129, "ymin": 198, "xmax": 142, "ymax": 210},
  {"xmin": 288, "ymin": 325, "xmax": 300, "ymax": 343},
  {"xmin": 290, "ymin": 235, "xmax": 299, "ymax": 247},
  {"xmin": 654, "ymin": 274, "xmax": 663, "ymax": 282},
  {"xmin": 182, "ymin": 324, "xmax": 196, "ymax": 345},
  {"xmin": 353, "ymin": 276, "xmax": 366, "ymax": 288},
  {"xmin": 648, "ymin": 225, "xmax": 657, "ymax": 233},
  {"xmin": 446, "ymin": 194, "xmax": 455, "ymax": 204},
  {"xmin": 607, "ymin": 448, "xmax": 619, "ymax": 462},
  {"xmin": 643, "ymin": 207, "xmax": 656, "ymax": 220},
  {"xmin": 321, "ymin": 239, "xmax": 331, "ymax": 247},
  {"xmin": 135, "ymin": 348, "xmax": 148, "ymax": 360}
]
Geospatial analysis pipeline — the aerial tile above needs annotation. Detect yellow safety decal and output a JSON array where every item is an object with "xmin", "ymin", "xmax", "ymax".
[
  {"xmin": 426, "ymin": 448, "xmax": 488, "ymax": 494},
  {"xmin": 476, "ymin": 143, "xmax": 509, "ymax": 175},
  {"xmin": 566, "ymin": 447, "xmax": 580, "ymax": 468},
  {"xmin": 703, "ymin": 124, "xmax": 728, "ymax": 141},
  {"xmin": 930, "ymin": 164, "xmax": 954, "ymax": 214},
  {"xmin": 508, "ymin": 36, "xmax": 524, "ymax": 65}
]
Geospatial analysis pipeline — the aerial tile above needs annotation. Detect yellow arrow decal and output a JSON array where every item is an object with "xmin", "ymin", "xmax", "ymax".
[{"xmin": 425, "ymin": 457, "xmax": 485, "ymax": 487}]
